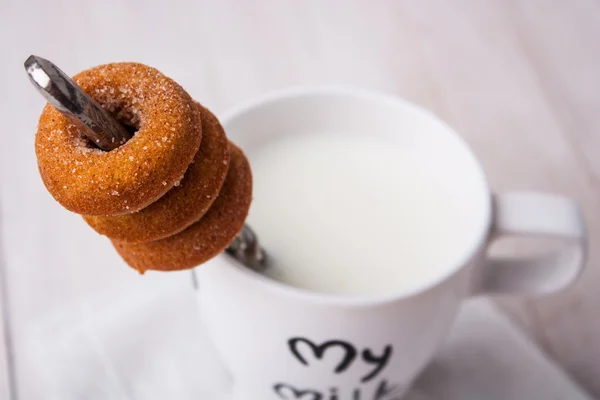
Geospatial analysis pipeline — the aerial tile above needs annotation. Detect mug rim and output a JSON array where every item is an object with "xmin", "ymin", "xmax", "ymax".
[{"xmin": 212, "ymin": 86, "xmax": 492, "ymax": 307}]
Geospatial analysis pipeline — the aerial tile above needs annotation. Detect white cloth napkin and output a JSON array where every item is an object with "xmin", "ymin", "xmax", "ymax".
[{"xmin": 23, "ymin": 278, "xmax": 590, "ymax": 400}]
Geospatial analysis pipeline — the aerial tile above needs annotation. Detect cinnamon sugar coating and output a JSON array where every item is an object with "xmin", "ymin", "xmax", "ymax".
[
  {"xmin": 83, "ymin": 104, "xmax": 230, "ymax": 243},
  {"xmin": 112, "ymin": 143, "xmax": 252, "ymax": 272}
]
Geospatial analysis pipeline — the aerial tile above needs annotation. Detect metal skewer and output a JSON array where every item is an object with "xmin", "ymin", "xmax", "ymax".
[
  {"xmin": 24, "ymin": 55, "xmax": 267, "ymax": 271},
  {"xmin": 226, "ymin": 225, "xmax": 267, "ymax": 270},
  {"xmin": 25, "ymin": 55, "xmax": 132, "ymax": 151}
]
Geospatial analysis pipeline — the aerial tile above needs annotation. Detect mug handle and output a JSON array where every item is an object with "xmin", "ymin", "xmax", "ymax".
[{"xmin": 474, "ymin": 192, "xmax": 587, "ymax": 295}]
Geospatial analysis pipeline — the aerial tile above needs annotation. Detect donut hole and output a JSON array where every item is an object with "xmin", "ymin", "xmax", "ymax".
[
  {"xmin": 70, "ymin": 108, "xmax": 139, "ymax": 153},
  {"xmin": 111, "ymin": 105, "xmax": 141, "ymax": 135},
  {"xmin": 68, "ymin": 95, "xmax": 143, "ymax": 152},
  {"xmin": 122, "ymin": 122, "xmax": 138, "ymax": 136}
]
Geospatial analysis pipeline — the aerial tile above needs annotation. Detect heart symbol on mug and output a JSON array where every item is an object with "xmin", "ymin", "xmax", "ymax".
[{"xmin": 273, "ymin": 383, "xmax": 322, "ymax": 400}]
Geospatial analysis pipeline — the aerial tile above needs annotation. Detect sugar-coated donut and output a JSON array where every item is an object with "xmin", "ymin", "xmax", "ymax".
[
  {"xmin": 112, "ymin": 142, "xmax": 252, "ymax": 272},
  {"xmin": 35, "ymin": 63, "xmax": 202, "ymax": 215},
  {"xmin": 83, "ymin": 104, "xmax": 230, "ymax": 243}
]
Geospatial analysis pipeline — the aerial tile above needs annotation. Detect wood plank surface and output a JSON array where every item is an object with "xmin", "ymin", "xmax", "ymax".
[{"xmin": 0, "ymin": 234, "xmax": 13, "ymax": 400}]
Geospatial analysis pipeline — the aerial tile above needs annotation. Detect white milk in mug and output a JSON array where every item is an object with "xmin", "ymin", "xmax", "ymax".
[{"xmin": 249, "ymin": 132, "xmax": 471, "ymax": 296}]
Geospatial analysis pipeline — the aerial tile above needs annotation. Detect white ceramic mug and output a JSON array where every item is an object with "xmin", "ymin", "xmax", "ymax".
[{"xmin": 194, "ymin": 88, "xmax": 587, "ymax": 400}]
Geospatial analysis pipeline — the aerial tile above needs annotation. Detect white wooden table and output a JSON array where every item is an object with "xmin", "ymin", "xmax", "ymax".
[{"xmin": 1, "ymin": 1, "xmax": 599, "ymax": 398}]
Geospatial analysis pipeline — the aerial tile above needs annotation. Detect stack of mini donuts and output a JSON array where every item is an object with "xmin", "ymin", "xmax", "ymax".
[{"xmin": 34, "ymin": 63, "xmax": 252, "ymax": 272}]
